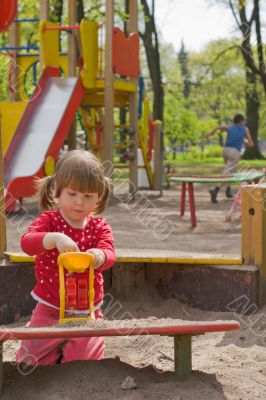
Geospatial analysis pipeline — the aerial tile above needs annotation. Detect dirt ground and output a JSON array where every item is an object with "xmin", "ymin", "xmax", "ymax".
[
  {"xmin": 3, "ymin": 186, "xmax": 265, "ymax": 400},
  {"xmin": 6, "ymin": 184, "xmax": 241, "ymax": 255}
]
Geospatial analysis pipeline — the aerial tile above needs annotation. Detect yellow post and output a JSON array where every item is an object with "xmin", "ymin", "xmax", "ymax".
[
  {"xmin": 0, "ymin": 114, "xmax": 6, "ymax": 259},
  {"xmin": 152, "ymin": 120, "xmax": 162, "ymax": 191},
  {"xmin": 80, "ymin": 20, "xmax": 98, "ymax": 89},
  {"xmin": 241, "ymin": 184, "xmax": 266, "ymax": 305}
]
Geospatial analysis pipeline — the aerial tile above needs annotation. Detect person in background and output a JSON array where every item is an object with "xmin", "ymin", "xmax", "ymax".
[{"xmin": 205, "ymin": 114, "xmax": 254, "ymax": 203}]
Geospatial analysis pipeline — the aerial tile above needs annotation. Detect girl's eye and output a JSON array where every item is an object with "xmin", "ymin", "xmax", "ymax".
[
  {"xmin": 85, "ymin": 194, "xmax": 92, "ymax": 198},
  {"xmin": 68, "ymin": 192, "xmax": 76, "ymax": 196}
]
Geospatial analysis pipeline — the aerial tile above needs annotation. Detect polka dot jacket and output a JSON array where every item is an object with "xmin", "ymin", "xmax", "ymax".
[{"xmin": 21, "ymin": 210, "xmax": 116, "ymax": 308}]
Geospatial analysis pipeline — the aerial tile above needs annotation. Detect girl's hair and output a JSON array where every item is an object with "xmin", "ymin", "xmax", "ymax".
[{"xmin": 37, "ymin": 150, "xmax": 111, "ymax": 214}]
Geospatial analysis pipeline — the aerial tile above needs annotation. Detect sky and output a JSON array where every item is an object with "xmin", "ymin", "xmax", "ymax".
[{"xmin": 155, "ymin": 0, "xmax": 238, "ymax": 52}]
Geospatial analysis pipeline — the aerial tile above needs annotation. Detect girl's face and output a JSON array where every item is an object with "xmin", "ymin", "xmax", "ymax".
[{"xmin": 58, "ymin": 187, "xmax": 99, "ymax": 227}]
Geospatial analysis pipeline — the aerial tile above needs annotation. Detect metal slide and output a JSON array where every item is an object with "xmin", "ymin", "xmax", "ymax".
[{"xmin": 4, "ymin": 67, "xmax": 85, "ymax": 211}]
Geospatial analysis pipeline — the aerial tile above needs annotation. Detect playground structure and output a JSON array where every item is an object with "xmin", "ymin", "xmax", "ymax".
[{"xmin": 0, "ymin": 0, "xmax": 162, "ymax": 212}]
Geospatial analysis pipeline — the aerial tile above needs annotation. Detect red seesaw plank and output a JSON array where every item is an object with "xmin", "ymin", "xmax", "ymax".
[{"xmin": 0, "ymin": 321, "xmax": 240, "ymax": 341}]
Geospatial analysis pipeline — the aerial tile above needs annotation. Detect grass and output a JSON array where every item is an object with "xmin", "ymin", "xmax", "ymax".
[
  {"xmin": 165, "ymin": 155, "xmax": 266, "ymax": 175},
  {"xmin": 113, "ymin": 154, "xmax": 266, "ymax": 181}
]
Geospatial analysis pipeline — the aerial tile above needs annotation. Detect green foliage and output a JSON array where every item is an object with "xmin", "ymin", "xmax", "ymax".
[
  {"xmin": 164, "ymin": 93, "xmax": 198, "ymax": 146},
  {"xmin": 187, "ymin": 145, "xmax": 221, "ymax": 160},
  {"xmin": 204, "ymin": 144, "xmax": 222, "ymax": 158}
]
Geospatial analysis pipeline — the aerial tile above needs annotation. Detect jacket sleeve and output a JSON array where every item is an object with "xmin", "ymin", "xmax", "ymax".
[
  {"xmin": 94, "ymin": 219, "xmax": 116, "ymax": 271},
  {"xmin": 21, "ymin": 212, "xmax": 53, "ymax": 256}
]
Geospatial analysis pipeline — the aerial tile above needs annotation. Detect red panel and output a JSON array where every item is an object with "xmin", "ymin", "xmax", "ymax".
[
  {"xmin": 96, "ymin": 123, "xmax": 102, "ymax": 145},
  {"xmin": 0, "ymin": 321, "xmax": 240, "ymax": 341},
  {"xmin": 77, "ymin": 279, "xmax": 88, "ymax": 310},
  {"xmin": 66, "ymin": 278, "xmax": 77, "ymax": 309},
  {"xmin": 0, "ymin": 0, "xmax": 17, "ymax": 32},
  {"xmin": 112, "ymin": 28, "xmax": 140, "ymax": 78}
]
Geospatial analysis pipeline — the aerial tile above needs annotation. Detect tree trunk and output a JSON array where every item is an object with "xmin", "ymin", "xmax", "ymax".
[
  {"xmin": 237, "ymin": 0, "xmax": 264, "ymax": 158},
  {"xmin": 77, "ymin": 0, "xmax": 84, "ymax": 23},
  {"xmin": 139, "ymin": 0, "xmax": 164, "ymax": 121},
  {"xmin": 242, "ymin": 69, "xmax": 263, "ymax": 159}
]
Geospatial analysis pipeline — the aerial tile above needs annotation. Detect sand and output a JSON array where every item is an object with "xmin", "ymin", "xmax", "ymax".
[{"xmin": 2, "ymin": 285, "xmax": 266, "ymax": 399}]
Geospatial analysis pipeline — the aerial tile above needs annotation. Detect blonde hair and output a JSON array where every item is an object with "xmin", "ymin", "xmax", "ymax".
[{"xmin": 37, "ymin": 150, "xmax": 111, "ymax": 214}]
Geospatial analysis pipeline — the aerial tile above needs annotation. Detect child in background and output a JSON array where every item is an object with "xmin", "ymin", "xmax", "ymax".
[
  {"xmin": 205, "ymin": 114, "xmax": 254, "ymax": 203},
  {"xmin": 16, "ymin": 150, "xmax": 116, "ymax": 365}
]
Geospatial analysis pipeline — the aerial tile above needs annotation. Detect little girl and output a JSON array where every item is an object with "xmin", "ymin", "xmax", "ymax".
[{"xmin": 16, "ymin": 150, "xmax": 116, "ymax": 365}]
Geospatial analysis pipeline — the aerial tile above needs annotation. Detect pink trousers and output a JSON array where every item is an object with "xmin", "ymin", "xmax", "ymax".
[{"xmin": 16, "ymin": 303, "xmax": 104, "ymax": 366}]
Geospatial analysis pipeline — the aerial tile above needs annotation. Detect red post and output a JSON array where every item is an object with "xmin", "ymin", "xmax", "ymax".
[
  {"xmin": 188, "ymin": 182, "xmax": 197, "ymax": 228},
  {"xmin": 180, "ymin": 182, "xmax": 186, "ymax": 216}
]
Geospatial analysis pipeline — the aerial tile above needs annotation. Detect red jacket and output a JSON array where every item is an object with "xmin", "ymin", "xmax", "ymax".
[{"xmin": 21, "ymin": 210, "xmax": 116, "ymax": 309}]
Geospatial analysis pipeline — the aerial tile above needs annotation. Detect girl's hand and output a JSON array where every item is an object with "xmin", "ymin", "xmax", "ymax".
[
  {"xmin": 86, "ymin": 248, "xmax": 106, "ymax": 269},
  {"xmin": 43, "ymin": 233, "xmax": 79, "ymax": 253},
  {"xmin": 55, "ymin": 234, "xmax": 80, "ymax": 253}
]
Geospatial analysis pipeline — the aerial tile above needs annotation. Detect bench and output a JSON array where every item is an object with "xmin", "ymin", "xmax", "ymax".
[
  {"xmin": 0, "ymin": 320, "xmax": 240, "ymax": 393},
  {"xmin": 166, "ymin": 170, "xmax": 265, "ymax": 228}
]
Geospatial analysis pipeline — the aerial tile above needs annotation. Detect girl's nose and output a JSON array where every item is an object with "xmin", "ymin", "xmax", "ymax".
[{"xmin": 75, "ymin": 196, "xmax": 84, "ymax": 205}]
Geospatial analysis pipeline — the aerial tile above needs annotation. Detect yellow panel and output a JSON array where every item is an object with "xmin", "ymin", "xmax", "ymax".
[
  {"xmin": 88, "ymin": 79, "xmax": 137, "ymax": 93},
  {"xmin": 44, "ymin": 156, "xmax": 55, "ymax": 176},
  {"xmin": 82, "ymin": 92, "xmax": 130, "ymax": 107},
  {"xmin": 6, "ymin": 252, "xmax": 242, "ymax": 266},
  {"xmin": 80, "ymin": 20, "xmax": 98, "ymax": 88},
  {"xmin": 0, "ymin": 102, "xmax": 27, "ymax": 155},
  {"xmin": 5, "ymin": 252, "xmax": 35, "ymax": 263},
  {"xmin": 16, "ymin": 55, "xmax": 39, "ymax": 101},
  {"xmin": 113, "ymin": 80, "xmax": 137, "ymax": 92},
  {"xmin": 40, "ymin": 20, "xmax": 60, "ymax": 68},
  {"xmin": 59, "ymin": 54, "xmax": 68, "ymax": 76}
]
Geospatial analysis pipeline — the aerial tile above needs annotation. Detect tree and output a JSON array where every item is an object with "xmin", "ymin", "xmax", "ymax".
[
  {"xmin": 189, "ymin": 39, "xmax": 246, "ymax": 124},
  {"xmin": 139, "ymin": 0, "xmax": 164, "ymax": 121},
  {"xmin": 223, "ymin": 0, "xmax": 265, "ymax": 158},
  {"xmin": 178, "ymin": 40, "xmax": 191, "ymax": 99}
]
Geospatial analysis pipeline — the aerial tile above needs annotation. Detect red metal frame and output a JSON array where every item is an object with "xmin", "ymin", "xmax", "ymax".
[
  {"xmin": 44, "ymin": 25, "xmax": 80, "ymax": 31},
  {"xmin": 0, "ymin": 0, "xmax": 17, "ymax": 32},
  {"xmin": 180, "ymin": 182, "xmax": 186, "ymax": 216},
  {"xmin": 179, "ymin": 183, "xmax": 197, "ymax": 228},
  {"xmin": 4, "ymin": 67, "xmax": 85, "ymax": 211},
  {"xmin": 0, "ymin": 320, "xmax": 240, "ymax": 341},
  {"xmin": 188, "ymin": 183, "xmax": 196, "ymax": 228}
]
